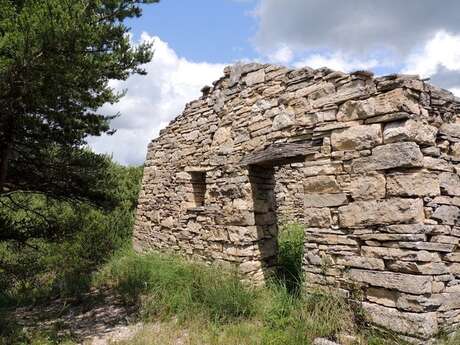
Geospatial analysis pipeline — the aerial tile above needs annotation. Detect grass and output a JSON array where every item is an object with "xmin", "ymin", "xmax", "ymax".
[
  {"xmin": 276, "ymin": 222, "xmax": 305, "ymax": 294},
  {"xmin": 1, "ymin": 223, "xmax": 407, "ymax": 344},
  {"xmin": 91, "ymin": 223, "xmax": 401, "ymax": 345},
  {"xmin": 93, "ymin": 248, "xmax": 256, "ymax": 323}
]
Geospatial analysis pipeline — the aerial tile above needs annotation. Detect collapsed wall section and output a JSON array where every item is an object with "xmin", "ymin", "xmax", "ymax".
[{"xmin": 134, "ymin": 62, "xmax": 460, "ymax": 342}]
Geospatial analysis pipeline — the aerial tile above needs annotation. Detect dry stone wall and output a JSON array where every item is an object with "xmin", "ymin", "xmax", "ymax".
[{"xmin": 134, "ymin": 62, "xmax": 460, "ymax": 343}]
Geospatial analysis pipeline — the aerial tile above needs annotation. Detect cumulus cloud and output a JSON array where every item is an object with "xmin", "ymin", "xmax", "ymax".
[
  {"xmin": 403, "ymin": 31, "xmax": 460, "ymax": 96},
  {"xmin": 268, "ymin": 45, "xmax": 294, "ymax": 64},
  {"xmin": 404, "ymin": 31, "xmax": 460, "ymax": 77},
  {"xmin": 254, "ymin": 0, "xmax": 460, "ymax": 55},
  {"xmin": 253, "ymin": 0, "xmax": 460, "ymax": 95},
  {"xmin": 88, "ymin": 34, "xmax": 226, "ymax": 165},
  {"xmin": 294, "ymin": 53, "xmax": 380, "ymax": 72}
]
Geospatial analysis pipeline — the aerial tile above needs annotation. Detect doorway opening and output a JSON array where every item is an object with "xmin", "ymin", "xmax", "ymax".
[{"xmin": 248, "ymin": 160, "xmax": 306, "ymax": 293}]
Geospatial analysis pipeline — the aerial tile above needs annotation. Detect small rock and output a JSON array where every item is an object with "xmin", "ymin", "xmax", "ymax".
[{"xmin": 313, "ymin": 338, "xmax": 341, "ymax": 345}]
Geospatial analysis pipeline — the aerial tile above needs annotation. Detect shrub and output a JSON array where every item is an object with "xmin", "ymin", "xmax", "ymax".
[{"xmin": 0, "ymin": 163, "xmax": 143, "ymax": 306}]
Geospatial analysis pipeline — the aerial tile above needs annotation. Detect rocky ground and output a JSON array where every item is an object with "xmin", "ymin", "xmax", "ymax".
[{"xmin": 11, "ymin": 290, "xmax": 141, "ymax": 345}]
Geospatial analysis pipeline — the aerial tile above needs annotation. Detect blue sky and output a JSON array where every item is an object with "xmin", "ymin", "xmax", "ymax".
[
  {"xmin": 128, "ymin": 0, "xmax": 259, "ymax": 63},
  {"xmin": 89, "ymin": 0, "xmax": 460, "ymax": 165}
]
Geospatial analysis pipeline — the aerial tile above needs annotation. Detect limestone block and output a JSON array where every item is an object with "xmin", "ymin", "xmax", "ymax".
[
  {"xmin": 337, "ymin": 98, "xmax": 376, "ymax": 122},
  {"xmin": 228, "ymin": 226, "xmax": 258, "ymax": 243},
  {"xmin": 432, "ymin": 205, "xmax": 460, "ymax": 226},
  {"xmin": 304, "ymin": 175, "xmax": 341, "ymax": 193},
  {"xmin": 304, "ymin": 162, "xmax": 344, "ymax": 176},
  {"xmin": 367, "ymin": 287, "xmax": 397, "ymax": 308},
  {"xmin": 440, "ymin": 123, "xmax": 460, "ymax": 138},
  {"xmin": 422, "ymin": 146, "xmax": 441, "ymax": 157},
  {"xmin": 357, "ymin": 233, "xmax": 426, "ymax": 242},
  {"xmin": 336, "ymin": 256, "xmax": 385, "ymax": 270},
  {"xmin": 347, "ymin": 173, "xmax": 386, "ymax": 200},
  {"xmin": 308, "ymin": 234, "xmax": 358, "ymax": 246},
  {"xmin": 337, "ymin": 88, "xmax": 420, "ymax": 122},
  {"xmin": 183, "ymin": 129, "xmax": 200, "ymax": 141},
  {"xmin": 160, "ymin": 217, "xmax": 175, "ymax": 228},
  {"xmin": 306, "ymin": 252, "xmax": 322, "ymax": 265},
  {"xmin": 396, "ymin": 294, "xmax": 442, "ymax": 313},
  {"xmin": 244, "ymin": 69, "xmax": 265, "ymax": 86},
  {"xmin": 394, "ymin": 241, "xmax": 456, "ymax": 252},
  {"xmin": 448, "ymin": 263, "xmax": 460, "ymax": 276},
  {"xmin": 375, "ymin": 88, "xmax": 420, "ymax": 114},
  {"xmin": 272, "ymin": 111, "xmax": 294, "ymax": 130},
  {"xmin": 386, "ymin": 172, "xmax": 440, "ymax": 197},
  {"xmin": 440, "ymin": 172, "xmax": 460, "ymax": 196},
  {"xmin": 423, "ymin": 157, "xmax": 453, "ymax": 172},
  {"xmin": 212, "ymin": 126, "xmax": 232, "ymax": 146},
  {"xmin": 348, "ymin": 269, "xmax": 432, "ymax": 294},
  {"xmin": 351, "ymin": 142, "xmax": 423, "ymax": 173},
  {"xmin": 431, "ymin": 292, "xmax": 460, "ymax": 311},
  {"xmin": 331, "ymin": 124, "xmax": 382, "ymax": 151},
  {"xmin": 338, "ymin": 198, "xmax": 424, "ymax": 228},
  {"xmin": 451, "ymin": 143, "xmax": 460, "ymax": 161},
  {"xmin": 379, "ymin": 224, "xmax": 450, "ymax": 235},
  {"xmin": 431, "ymin": 235, "xmax": 459, "ymax": 245},
  {"xmin": 239, "ymin": 260, "xmax": 262, "ymax": 274},
  {"xmin": 296, "ymin": 81, "xmax": 333, "ymax": 98},
  {"xmin": 304, "ymin": 208, "xmax": 332, "ymax": 227},
  {"xmin": 362, "ymin": 246, "xmax": 441, "ymax": 262},
  {"xmin": 444, "ymin": 253, "xmax": 460, "ymax": 262},
  {"xmin": 317, "ymin": 108, "xmax": 337, "ymax": 121},
  {"xmin": 364, "ymin": 111, "xmax": 409, "ymax": 124},
  {"xmin": 383, "ymin": 119, "xmax": 437, "ymax": 145},
  {"xmin": 386, "ymin": 261, "xmax": 449, "ymax": 275},
  {"xmin": 304, "ymin": 193, "xmax": 348, "ymax": 207},
  {"xmin": 248, "ymin": 119, "xmax": 271, "ymax": 132}
]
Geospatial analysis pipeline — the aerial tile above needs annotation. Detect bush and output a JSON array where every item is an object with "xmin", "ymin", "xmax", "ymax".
[{"xmin": 0, "ymin": 163, "xmax": 143, "ymax": 306}]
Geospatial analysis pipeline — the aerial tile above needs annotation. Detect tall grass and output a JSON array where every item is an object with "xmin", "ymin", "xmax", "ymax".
[
  {"xmin": 276, "ymin": 222, "xmax": 305, "ymax": 294},
  {"xmin": 93, "ymin": 248, "xmax": 256, "ymax": 323},
  {"xmin": 97, "ymin": 256, "xmax": 356, "ymax": 345},
  {"xmin": 91, "ymin": 223, "xmax": 372, "ymax": 345}
]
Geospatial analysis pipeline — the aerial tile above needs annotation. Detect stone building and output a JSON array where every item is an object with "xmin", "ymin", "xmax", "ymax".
[{"xmin": 134, "ymin": 63, "xmax": 460, "ymax": 343}]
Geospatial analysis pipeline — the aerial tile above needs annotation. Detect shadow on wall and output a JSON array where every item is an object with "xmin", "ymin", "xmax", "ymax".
[
  {"xmin": 248, "ymin": 164, "xmax": 306, "ymax": 294},
  {"xmin": 248, "ymin": 165, "xmax": 279, "ymax": 280}
]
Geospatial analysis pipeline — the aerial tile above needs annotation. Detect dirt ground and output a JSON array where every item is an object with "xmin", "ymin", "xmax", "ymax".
[{"xmin": 11, "ymin": 289, "xmax": 141, "ymax": 345}]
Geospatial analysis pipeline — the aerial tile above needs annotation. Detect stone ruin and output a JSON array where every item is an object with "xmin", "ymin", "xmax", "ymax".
[{"xmin": 134, "ymin": 62, "xmax": 460, "ymax": 343}]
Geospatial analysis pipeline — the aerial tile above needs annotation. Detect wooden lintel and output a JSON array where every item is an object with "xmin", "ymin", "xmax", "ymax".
[{"xmin": 240, "ymin": 142, "xmax": 319, "ymax": 166}]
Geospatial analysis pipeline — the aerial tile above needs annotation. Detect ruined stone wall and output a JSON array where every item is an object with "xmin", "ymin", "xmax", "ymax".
[{"xmin": 134, "ymin": 62, "xmax": 460, "ymax": 343}]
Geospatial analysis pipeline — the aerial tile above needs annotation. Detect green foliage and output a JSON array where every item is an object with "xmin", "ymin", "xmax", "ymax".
[
  {"xmin": 94, "ymin": 249, "xmax": 256, "ymax": 323},
  {"xmin": 0, "ymin": 162, "xmax": 143, "ymax": 305},
  {"xmin": 0, "ymin": 0, "xmax": 157, "ymax": 243},
  {"xmin": 276, "ymin": 222, "xmax": 305, "ymax": 294}
]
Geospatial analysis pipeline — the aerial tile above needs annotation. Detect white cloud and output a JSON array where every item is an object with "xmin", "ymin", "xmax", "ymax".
[
  {"xmin": 252, "ymin": 0, "xmax": 460, "ymax": 92},
  {"xmin": 294, "ymin": 53, "xmax": 379, "ymax": 72},
  {"xmin": 401, "ymin": 31, "xmax": 460, "ymax": 96},
  {"xmin": 403, "ymin": 31, "xmax": 460, "ymax": 77},
  {"xmin": 88, "ymin": 34, "xmax": 226, "ymax": 165},
  {"xmin": 254, "ymin": 0, "xmax": 460, "ymax": 56},
  {"xmin": 268, "ymin": 45, "xmax": 294, "ymax": 64},
  {"xmin": 450, "ymin": 88, "xmax": 460, "ymax": 97}
]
